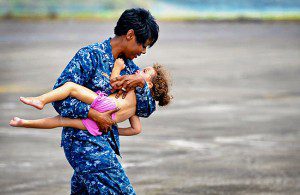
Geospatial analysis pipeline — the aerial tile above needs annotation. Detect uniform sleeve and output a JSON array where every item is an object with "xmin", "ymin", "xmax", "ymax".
[
  {"xmin": 135, "ymin": 84, "xmax": 156, "ymax": 117},
  {"xmin": 129, "ymin": 61, "xmax": 156, "ymax": 117},
  {"xmin": 52, "ymin": 48, "xmax": 95, "ymax": 119}
]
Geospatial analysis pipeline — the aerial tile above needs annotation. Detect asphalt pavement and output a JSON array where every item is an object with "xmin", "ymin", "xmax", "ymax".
[{"xmin": 0, "ymin": 21, "xmax": 300, "ymax": 194}]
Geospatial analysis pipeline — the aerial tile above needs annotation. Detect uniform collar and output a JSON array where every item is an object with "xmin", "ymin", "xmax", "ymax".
[
  {"xmin": 102, "ymin": 37, "xmax": 136, "ymax": 74},
  {"xmin": 102, "ymin": 37, "xmax": 115, "ymax": 70}
]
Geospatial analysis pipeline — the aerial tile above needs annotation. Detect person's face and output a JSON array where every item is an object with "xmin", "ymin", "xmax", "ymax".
[
  {"xmin": 124, "ymin": 30, "xmax": 152, "ymax": 60},
  {"xmin": 135, "ymin": 66, "xmax": 157, "ymax": 88}
]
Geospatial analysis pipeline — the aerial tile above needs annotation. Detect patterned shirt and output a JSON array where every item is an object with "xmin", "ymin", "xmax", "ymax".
[{"xmin": 52, "ymin": 38, "xmax": 156, "ymax": 155}]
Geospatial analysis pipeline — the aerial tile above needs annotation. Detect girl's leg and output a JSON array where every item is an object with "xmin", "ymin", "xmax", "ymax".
[
  {"xmin": 9, "ymin": 115, "xmax": 86, "ymax": 130},
  {"xmin": 20, "ymin": 82, "xmax": 98, "ymax": 110}
]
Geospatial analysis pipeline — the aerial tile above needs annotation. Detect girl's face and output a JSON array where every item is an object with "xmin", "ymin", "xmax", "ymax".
[{"xmin": 136, "ymin": 67, "xmax": 156, "ymax": 88}]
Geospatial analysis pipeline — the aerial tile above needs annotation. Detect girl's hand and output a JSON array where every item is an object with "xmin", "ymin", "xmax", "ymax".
[{"xmin": 114, "ymin": 58, "xmax": 125, "ymax": 70}]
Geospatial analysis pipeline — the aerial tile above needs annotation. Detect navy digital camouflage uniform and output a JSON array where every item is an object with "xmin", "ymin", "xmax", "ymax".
[{"xmin": 52, "ymin": 38, "xmax": 156, "ymax": 194}]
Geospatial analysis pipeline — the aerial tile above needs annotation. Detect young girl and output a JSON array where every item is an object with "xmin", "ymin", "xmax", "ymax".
[{"xmin": 9, "ymin": 58, "xmax": 171, "ymax": 136}]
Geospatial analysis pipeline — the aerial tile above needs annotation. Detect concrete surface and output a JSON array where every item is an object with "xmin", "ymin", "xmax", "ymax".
[{"xmin": 0, "ymin": 21, "xmax": 300, "ymax": 194}]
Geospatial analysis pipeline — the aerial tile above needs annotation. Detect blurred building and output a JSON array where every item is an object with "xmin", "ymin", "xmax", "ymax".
[{"xmin": 0, "ymin": 0, "xmax": 300, "ymax": 20}]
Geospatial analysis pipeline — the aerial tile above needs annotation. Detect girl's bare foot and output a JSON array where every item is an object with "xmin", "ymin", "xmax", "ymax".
[
  {"xmin": 9, "ymin": 117, "xmax": 27, "ymax": 127},
  {"xmin": 20, "ymin": 97, "xmax": 44, "ymax": 110}
]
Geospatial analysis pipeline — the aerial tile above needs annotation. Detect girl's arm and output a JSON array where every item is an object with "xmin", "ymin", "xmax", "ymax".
[
  {"xmin": 111, "ymin": 58, "xmax": 125, "ymax": 79},
  {"xmin": 110, "ymin": 60, "xmax": 156, "ymax": 117},
  {"xmin": 118, "ymin": 115, "xmax": 142, "ymax": 136}
]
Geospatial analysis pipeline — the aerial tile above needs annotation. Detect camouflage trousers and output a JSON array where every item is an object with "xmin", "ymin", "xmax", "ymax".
[{"xmin": 63, "ymin": 135, "xmax": 136, "ymax": 195}]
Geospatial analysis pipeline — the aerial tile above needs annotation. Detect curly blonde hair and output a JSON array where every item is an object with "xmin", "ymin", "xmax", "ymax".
[{"xmin": 151, "ymin": 63, "xmax": 172, "ymax": 106}]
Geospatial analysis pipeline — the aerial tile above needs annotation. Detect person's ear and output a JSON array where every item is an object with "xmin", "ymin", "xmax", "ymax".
[{"xmin": 126, "ymin": 29, "xmax": 135, "ymax": 41}]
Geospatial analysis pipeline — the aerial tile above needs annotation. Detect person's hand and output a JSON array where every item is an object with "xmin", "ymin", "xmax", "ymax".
[
  {"xmin": 110, "ymin": 73, "xmax": 145, "ymax": 99},
  {"xmin": 114, "ymin": 58, "xmax": 125, "ymax": 71},
  {"xmin": 88, "ymin": 107, "xmax": 120, "ymax": 133}
]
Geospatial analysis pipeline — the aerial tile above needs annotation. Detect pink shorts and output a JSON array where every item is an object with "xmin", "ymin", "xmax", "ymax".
[{"xmin": 82, "ymin": 91, "xmax": 117, "ymax": 136}]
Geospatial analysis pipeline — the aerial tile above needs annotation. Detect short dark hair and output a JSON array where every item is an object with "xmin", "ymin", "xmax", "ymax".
[{"xmin": 114, "ymin": 8, "xmax": 159, "ymax": 47}]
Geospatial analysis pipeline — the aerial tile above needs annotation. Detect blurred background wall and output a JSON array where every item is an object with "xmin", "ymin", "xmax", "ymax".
[{"xmin": 1, "ymin": 0, "xmax": 300, "ymax": 21}]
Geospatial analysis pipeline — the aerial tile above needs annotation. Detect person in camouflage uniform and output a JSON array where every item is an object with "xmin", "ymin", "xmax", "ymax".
[{"xmin": 52, "ymin": 8, "xmax": 159, "ymax": 194}]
